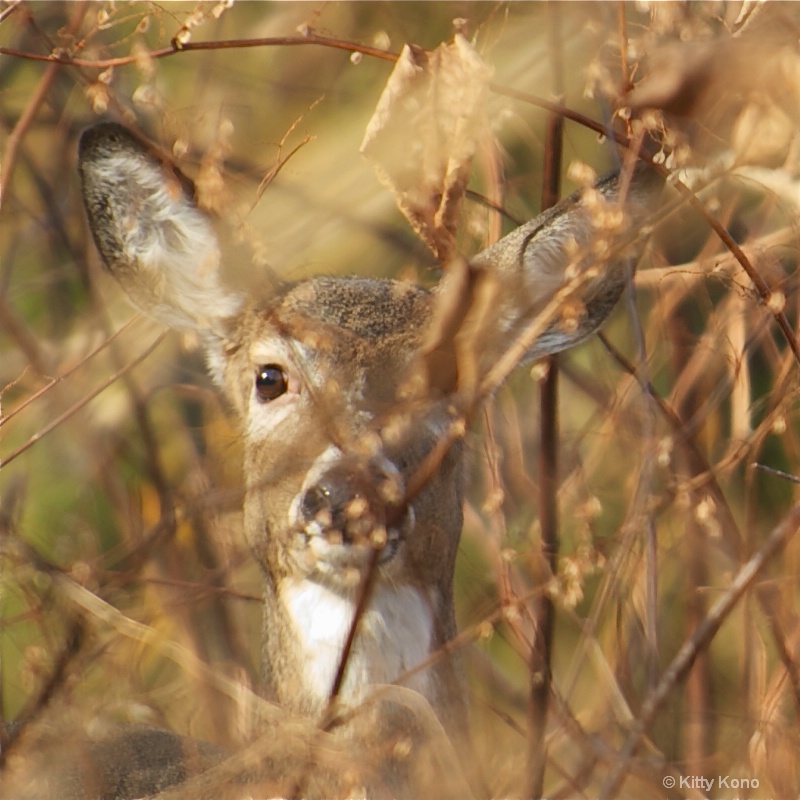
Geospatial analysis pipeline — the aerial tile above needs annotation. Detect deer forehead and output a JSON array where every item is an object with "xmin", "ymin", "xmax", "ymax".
[
  {"xmin": 223, "ymin": 276, "xmax": 432, "ymax": 416},
  {"xmin": 275, "ymin": 276, "xmax": 432, "ymax": 339}
]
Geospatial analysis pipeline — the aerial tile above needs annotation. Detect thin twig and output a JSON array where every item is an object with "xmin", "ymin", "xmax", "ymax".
[
  {"xmin": 0, "ymin": 31, "xmax": 398, "ymax": 69},
  {"xmin": 0, "ymin": 316, "xmax": 139, "ymax": 429},
  {"xmin": 753, "ymin": 463, "xmax": 800, "ymax": 485},
  {"xmin": 0, "ymin": 4, "xmax": 87, "ymax": 215},
  {"xmin": 0, "ymin": 333, "xmax": 166, "ymax": 469}
]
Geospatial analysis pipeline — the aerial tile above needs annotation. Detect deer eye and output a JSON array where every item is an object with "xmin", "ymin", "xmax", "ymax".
[{"xmin": 255, "ymin": 364, "xmax": 288, "ymax": 403}]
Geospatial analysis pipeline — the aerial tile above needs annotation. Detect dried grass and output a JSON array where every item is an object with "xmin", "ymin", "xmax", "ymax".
[{"xmin": 3, "ymin": 2, "xmax": 800, "ymax": 798}]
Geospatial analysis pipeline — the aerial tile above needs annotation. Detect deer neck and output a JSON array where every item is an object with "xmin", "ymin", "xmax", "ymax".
[{"xmin": 276, "ymin": 577, "xmax": 437, "ymax": 712}]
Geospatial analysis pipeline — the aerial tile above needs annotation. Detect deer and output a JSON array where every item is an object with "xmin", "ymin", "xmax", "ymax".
[{"xmin": 1, "ymin": 122, "xmax": 660, "ymax": 800}]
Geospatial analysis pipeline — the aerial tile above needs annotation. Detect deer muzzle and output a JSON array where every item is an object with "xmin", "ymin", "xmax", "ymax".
[{"xmin": 294, "ymin": 456, "xmax": 414, "ymax": 566}]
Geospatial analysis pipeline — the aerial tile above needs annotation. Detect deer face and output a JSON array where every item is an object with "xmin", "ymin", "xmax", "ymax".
[{"xmin": 215, "ymin": 276, "xmax": 461, "ymax": 595}]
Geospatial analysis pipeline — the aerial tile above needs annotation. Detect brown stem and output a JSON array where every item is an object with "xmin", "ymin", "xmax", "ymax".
[
  {"xmin": 0, "ymin": 31, "xmax": 398, "ymax": 69},
  {"xmin": 527, "ymin": 7, "xmax": 564, "ymax": 797}
]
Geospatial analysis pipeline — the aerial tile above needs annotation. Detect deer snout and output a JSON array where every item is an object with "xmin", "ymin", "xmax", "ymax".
[{"xmin": 295, "ymin": 457, "xmax": 414, "ymax": 564}]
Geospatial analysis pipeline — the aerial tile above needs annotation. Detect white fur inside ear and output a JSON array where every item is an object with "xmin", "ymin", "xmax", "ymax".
[{"xmin": 96, "ymin": 149, "xmax": 243, "ymax": 332}]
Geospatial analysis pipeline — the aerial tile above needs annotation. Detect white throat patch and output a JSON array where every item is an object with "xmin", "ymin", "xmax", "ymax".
[{"xmin": 281, "ymin": 579, "xmax": 434, "ymax": 707}]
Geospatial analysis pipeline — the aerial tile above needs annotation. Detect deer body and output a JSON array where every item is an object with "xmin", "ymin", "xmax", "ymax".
[{"xmin": 1, "ymin": 123, "xmax": 658, "ymax": 800}]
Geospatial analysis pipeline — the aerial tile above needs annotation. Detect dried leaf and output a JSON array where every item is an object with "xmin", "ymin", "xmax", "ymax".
[{"xmin": 361, "ymin": 35, "xmax": 493, "ymax": 263}]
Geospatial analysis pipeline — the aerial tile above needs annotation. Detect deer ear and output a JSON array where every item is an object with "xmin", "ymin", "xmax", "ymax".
[
  {"xmin": 78, "ymin": 123, "xmax": 243, "ymax": 334},
  {"xmin": 416, "ymin": 163, "xmax": 662, "ymax": 402},
  {"xmin": 471, "ymin": 164, "xmax": 662, "ymax": 362}
]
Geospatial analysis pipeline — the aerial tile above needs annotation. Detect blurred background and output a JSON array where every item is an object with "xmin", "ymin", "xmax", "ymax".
[{"xmin": 3, "ymin": 2, "xmax": 800, "ymax": 798}]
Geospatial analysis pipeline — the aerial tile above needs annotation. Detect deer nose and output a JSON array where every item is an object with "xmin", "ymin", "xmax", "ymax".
[
  {"xmin": 299, "ymin": 465, "xmax": 386, "ymax": 546},
  {"xmin": 299, "ymin": 464, "xmax": 408, "ymax": 545}
]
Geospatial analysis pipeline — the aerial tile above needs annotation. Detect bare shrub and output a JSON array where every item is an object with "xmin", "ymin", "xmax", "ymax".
[{"xmin": 3, "ymin": 3, "xmax": 800, "ymax": 798}]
